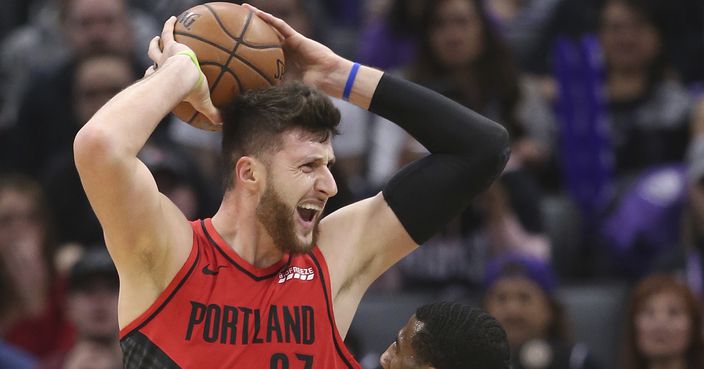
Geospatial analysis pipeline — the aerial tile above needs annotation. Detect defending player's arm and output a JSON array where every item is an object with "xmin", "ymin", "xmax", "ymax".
[{"xmin": 73, "ymin": 17, "xmax": 219, "ymax": 325}]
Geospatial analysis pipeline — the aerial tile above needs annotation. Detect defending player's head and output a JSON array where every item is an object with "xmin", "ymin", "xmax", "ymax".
[
  {"xmin": 380, "ymin": 302, "xmax": 510, "ymax": 369},
  {"xmin": 221, "ymin": 83, "xmax": 341, "ymax": 253}
]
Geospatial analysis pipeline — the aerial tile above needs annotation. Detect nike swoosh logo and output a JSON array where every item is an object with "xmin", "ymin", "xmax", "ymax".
[{"xmin": 202, "ymin": 264, "xmax": 227, "ymax": 275}]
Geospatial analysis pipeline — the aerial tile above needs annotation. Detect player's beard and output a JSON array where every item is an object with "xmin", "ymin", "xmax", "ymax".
[{"xmin": 256, "ymin": 181, "xmax": 319, "ymax": 254}]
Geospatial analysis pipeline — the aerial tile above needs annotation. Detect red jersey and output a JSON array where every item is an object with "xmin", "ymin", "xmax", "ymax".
[{"xmin": 119, "ymin": 219, "xmax": 360, "ymax": 369}]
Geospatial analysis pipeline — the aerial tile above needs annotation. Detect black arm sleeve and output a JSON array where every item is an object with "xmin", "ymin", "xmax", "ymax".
[{"xmin": 370, "ymin": 73, "xmax": 510, "ymax": 244}]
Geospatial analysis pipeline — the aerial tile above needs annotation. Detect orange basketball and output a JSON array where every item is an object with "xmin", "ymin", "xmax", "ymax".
[{"xmin": 171, "ymin": 2, "xmax": 285, "ymax": 130}]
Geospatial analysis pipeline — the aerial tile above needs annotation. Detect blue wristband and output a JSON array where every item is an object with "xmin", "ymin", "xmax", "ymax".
[{"xmin": 342, "ymin": 63, "xmax": 360, "ymax": 101}]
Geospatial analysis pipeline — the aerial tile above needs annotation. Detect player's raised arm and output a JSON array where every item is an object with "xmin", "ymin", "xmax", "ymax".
[
  {"xmin": 323, "ymin": 73, "xmax": 510, "ymax": 296},
  {"xmin": 248, "ymin": 2, "xmax": 509, "ymax": 313},
  {"xmin": 73, "ymin": 17, "xmax": 219, "ymax": 322}
]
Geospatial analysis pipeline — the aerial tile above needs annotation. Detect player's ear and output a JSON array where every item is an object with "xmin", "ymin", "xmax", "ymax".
[{"xmin": 235, "ymin": 156, "xmax": 264, "ymax": 191}]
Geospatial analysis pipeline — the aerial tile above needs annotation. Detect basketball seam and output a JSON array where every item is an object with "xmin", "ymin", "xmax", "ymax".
[
  {"xmin": 204, "ymin": 4, "xmax": 250, "ymax": 94},
  {"xmin": 174, "ymin": 32, "xmax": 282, "ymax": 51},
  {"xmin": 201, "ymin": 62, "xmax": 244, "ymax": 99},
  {"xmin": 174, "ymin": 32, "xmax": 276, "ymax": 84},
  {"xmin": 231, "ymin": 41, "xmax": 282, "ymax": 50},
  {"xmin": 202, "ymin": 4, "xmax": 282, "ymax": 50},
  {"xmin": 190, "ymin": 3, "xmax": 253, "ymax": 123},
  {"xmin": 204, "ymin": 3, "xmax": 244, "ymax": 44},
  {"xmin": 203, "ymin": 5, "xmax": 276, "ymax": 86},
  {"xmin": 231, "ymin": 54, "xmax": 275, "ymax": 85}
]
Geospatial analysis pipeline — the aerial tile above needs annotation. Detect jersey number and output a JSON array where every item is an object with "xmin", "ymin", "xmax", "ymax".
[{"xmin": 270, "ymin": 353, "xmax": 313, "ymax": 369}]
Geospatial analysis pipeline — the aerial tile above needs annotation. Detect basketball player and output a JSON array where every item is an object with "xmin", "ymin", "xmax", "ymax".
[
  {"xmin": 73, "ymin": 7, "xmax": 509, "ymax": 369},
  {"xmin": 380, "ymin": 302, "xmax": 510, "ymax": 369}
]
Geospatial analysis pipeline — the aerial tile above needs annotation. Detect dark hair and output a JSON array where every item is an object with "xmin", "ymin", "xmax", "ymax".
[
  {"xmin": 221, "ymin": 82, "xmax": 340, "ymax": 189},
  {"xmin": 410, "ymin": 0, "xmax": 523, "ymax": 137},
  {"xmin": 413, "ymin": 302, "xmax": 511, "ymax": 369},
  {"xmin": 599, "ymin": 0, "xmax": 669, "ymax": 89},
  {"xmin": 622, "ymin": 274, "xmax": 704, "ymax": 369},
  {"xmin": 387, "ymin": 0, "xmax": 425, "ymax": 36}
]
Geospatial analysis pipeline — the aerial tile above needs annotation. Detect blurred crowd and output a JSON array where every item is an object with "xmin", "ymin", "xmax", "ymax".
[{"xmin": 0, "ymin": 0, "xmax": 703, "ymax": 368}]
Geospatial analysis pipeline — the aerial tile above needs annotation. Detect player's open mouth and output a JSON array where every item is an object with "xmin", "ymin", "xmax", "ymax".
[{"xmin": 296, "ymin": 203, "xmax": 322, "ymax": 226}]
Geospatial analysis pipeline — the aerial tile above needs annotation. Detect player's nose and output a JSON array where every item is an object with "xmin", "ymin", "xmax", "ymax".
[{"xmin": 315, "ymin": 166, "xmax": 338, "ymax": 197}]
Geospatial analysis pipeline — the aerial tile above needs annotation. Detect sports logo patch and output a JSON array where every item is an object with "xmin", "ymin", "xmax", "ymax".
[{"xmin": 278, "ymin": 266, "xmax": 315, "ymax": 284}]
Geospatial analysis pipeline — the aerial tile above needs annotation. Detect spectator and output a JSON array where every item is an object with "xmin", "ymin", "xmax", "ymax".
[
  {"xmin": 622, "ymin": 274, "xmax": 704, "ymax": 369},
  {"xmin": 598, "ymin": 0, "xmax": 691, "ymax": 178},
  {"xmin": 483, "ymin": 254, "xmax": 604, "ymax": 369},
  {"xmin": 0, "ymin": 0, "xmax": 157, "ymax": 131},
  {"xmin": 585, "ymin": 0, "xmax": 695, "ymax": 278},
  {"xmin": 0, "ymin": 174, "xmax": 74, "ymax": 358},
  {"xmin": 0, "ymin": 0, "xmax": 156, "ymax": 177},
  {"xmin": 534, "ymin": 0, "xmax": 703, "ymax": 87},
  {"xmin": 485, "ymin": 0, "xmax": 563, "ymax": 73},
  {"xmin": 370, "ymin": 0, "xmax": 556, "ymax": 185},
  {"xmin": 41, "ymin": 52, "xmax": 140, "ymax": 246},
  {"xmin": 368, "ymin": 0, "xmax": 553, "ymax": 292},
  {"xmin": 35, "ymin": 246, "xmax": 122, "ymax": 369},
  {"xmin": 357, "ymin": 0, "xmax": 424, "ymax": 71}
]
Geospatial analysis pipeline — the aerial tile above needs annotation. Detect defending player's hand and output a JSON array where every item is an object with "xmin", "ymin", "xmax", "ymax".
[
  {"xmin": 147, "ymin": 17, "xmax": 222, "ymax": 127},
  {"xmin": 242, "ymin": 3, "xmax": 346, "ymax": 92}
]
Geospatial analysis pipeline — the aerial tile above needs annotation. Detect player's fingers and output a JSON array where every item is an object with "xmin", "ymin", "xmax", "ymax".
[
  {"xmin": 243, "ymin": 4, "xmax": 297, "ymax": 38},
  {"xmin": 147, "ymin": 36, "xmax": 162, "ymax": 63},
  {"xmin": 201, "ymin": 101, "xmax": 223, "ymax": 127},
  {"xmin": 206, "ymin": 109, "xmax": 223, "ymax": 128},
  {"xmin": 161, "ymin": 16, "xmax": 177, "ymax": 45}
]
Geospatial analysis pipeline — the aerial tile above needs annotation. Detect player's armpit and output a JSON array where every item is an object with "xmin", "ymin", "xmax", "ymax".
[
  {"xmin": 317, "ymin": 193, "xmax": 416, "ymax": 296},
  {"xmin": 316, "ymin": 193, "xmax": 417, "ymax": 334}
]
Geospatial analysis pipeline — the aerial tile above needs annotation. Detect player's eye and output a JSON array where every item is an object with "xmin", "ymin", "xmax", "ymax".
[{"xmin": 300, "ymin": 163, "xmax": 314, "ymax": 173}]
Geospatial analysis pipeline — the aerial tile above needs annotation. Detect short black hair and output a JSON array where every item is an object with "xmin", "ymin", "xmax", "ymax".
[
  {"xmin": 413, "ymin": 302, "xmax": 510, "ymax": 369},
  {"xmin": 220, "ymin": 82, "xmax": 340, "ymax": 189}
]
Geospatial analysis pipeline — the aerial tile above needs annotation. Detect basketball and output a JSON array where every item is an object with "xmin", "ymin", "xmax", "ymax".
[{"xmin": 170, "ymin": 2, "xmax": 285, "ymax": 130}]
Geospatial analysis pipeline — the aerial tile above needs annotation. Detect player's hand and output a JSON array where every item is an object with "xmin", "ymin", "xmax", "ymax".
[
  {"xmin": 242, "ymin": 3, "xmax": 347, "ymax": 91},
  {"xmin": 147, "ymin": 17, "xmax": 222, "ymax": 127}
]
